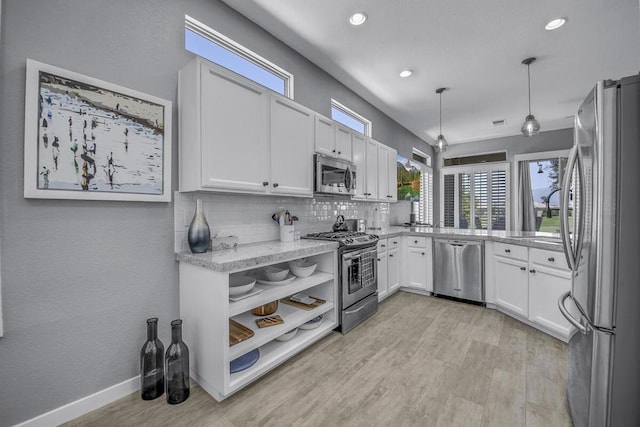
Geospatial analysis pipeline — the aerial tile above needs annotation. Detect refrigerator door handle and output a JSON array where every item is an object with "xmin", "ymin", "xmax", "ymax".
[
  {"xmin": 558, "ymin": 291, "xmax": 589, "ymax": 334},
  {"xmin": 573, "ymin": 150, "xmax": 587, "ymax": 269},
  {"xmin": 560, "ymin": 146, "xmax": 579, "ymax": 271}
]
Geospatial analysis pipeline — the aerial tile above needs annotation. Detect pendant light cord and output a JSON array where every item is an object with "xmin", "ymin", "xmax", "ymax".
[
  {"xmin": 439, "ymin": 91, "xmax": 443, "ymax": 134},
  {"xmin": 527, "ymin": 64, "xmax": 532, "ymax": 115}
]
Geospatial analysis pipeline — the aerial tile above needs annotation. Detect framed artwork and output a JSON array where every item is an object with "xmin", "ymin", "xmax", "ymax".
[{"xmin": 23, "ymin": 59, "xmax": 172, "ymax": 202}]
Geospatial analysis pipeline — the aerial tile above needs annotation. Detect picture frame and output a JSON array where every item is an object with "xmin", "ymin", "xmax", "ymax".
[{"xmin": 23, "ymin": 59, "xmax": 172, "ymax": 202}]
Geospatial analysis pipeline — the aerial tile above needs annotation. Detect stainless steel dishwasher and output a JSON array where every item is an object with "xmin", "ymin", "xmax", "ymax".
[{"xmin": 433, "ymin": 239, "xmax": 484, "ymax": 303}]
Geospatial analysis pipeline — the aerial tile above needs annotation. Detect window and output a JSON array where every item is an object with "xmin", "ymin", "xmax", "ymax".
[
  {"xmin": 441, "ymin": 163, "xmax": 510, "ymax": 230},
  {"xmin": 184, "ymin": 15, "xmax": 293, "ymax": 97},
  {"xmin": 513, "ymin": 150, "xmax": 570, "ymax": 232},
  {"xmin": 331, "ymin": 99, "xmax": 371, "ymax": 136},
  {"xmin": 397, "ymin": 150, "xmax": 433, "ymax": 225}
]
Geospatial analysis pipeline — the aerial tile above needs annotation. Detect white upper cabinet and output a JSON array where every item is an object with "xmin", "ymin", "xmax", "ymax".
[
  {"xmin": 351, "ymin": 132, "xmax": 370, "ymax": 200},
  {"xmin": 334, "ymin": 124, "xmax": 353, "ymax": 162},
  {"xmin": 179, "ymin": 57, "xmax": 313, "ymax": 197},
  {"xmin": 270, "ymin": 96, "xmax": 314, "ymax": 196},
  {"xmin": 365, "ymin": 138, "xmax": 379, "ymax": 200},
  {"xmin": 314, "ymin": 114, "xmax": 353, "ymax": 162},
  {"xmin": 377, "ymin": 144, "xmax": 397, "ymax": 202}
]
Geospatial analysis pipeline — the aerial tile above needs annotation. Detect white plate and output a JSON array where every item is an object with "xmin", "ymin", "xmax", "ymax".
[
  {"xmin": 255, "ymin": 274, "xmax": 297, "ymax": 286},
  {"xmin": 229, "ymin": 286, "xmax": 264, "ymax": 301},
  {"xmin": 299, "ymin": 314, "xmax": 324, "ymax": 330}
]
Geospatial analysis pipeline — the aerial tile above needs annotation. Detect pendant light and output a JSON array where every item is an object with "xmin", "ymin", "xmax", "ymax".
[
  {"xmin": 435, "ymin": 87, "xmax": 448, "ymax": 152},
  {"xmin": 521, "ymin": 57, "xmax": 540, "ymax": 137}
]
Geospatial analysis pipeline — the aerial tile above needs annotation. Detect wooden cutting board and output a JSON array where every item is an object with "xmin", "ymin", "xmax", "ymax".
[
  {"xmin": 255, "ymin": 315, "xmax": 284, "ymax": 328},
  {"xmin": 280, "ymin": 296, "xmax": 326, "ymax": 311},
  {"xmin": 229, "ymin": 319, "xmax": 254, "ymax": 346}
]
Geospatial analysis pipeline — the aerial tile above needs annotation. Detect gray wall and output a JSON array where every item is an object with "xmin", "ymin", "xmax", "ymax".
[
  {"xmin": 432, "ymin": 128, "xmax": 574, "ymax": 226},
  {"xmin": 0, "ymin": 0, "xmax": 428, "ymax": 424}
]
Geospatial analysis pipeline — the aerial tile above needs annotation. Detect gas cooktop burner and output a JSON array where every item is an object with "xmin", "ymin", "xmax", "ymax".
[{"xmin": 303, "ymin": 231, "xmax": 379, "ymax": 248}]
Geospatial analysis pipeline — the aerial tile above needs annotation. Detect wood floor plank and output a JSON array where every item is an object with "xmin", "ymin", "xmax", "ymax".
[{"xmin": 62, "ymin": 293, "xmax": 570, "ymax": 427}]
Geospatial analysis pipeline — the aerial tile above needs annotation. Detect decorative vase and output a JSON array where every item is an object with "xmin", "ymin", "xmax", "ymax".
[
  {"xmin": 165, "ymin": 319, "xmax": 190, "ymax": 404},
  {"xmin": 140, "ymin": 318, "xmax": 164, "ymax": 400},
  {"xmin": 187, "ymin": 199, "xmax": 210, "ymax": 253}
]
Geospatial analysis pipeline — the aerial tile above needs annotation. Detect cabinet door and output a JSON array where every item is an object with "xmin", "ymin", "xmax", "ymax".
[
  {"xmin": 365, "ymin": 139, "xmax": 378, "ymax": 199},
  {"xmin": 387, "ymin": 146, "xmax": 398, "ymax": 202},
  {"xmin": 314, "ymin": 115, "xmax": 335, "ymax": 157},
  {"xmin": 407, "ymin": 247, "xmax": 428, "ymax": 291},
  {"xmin": 377, "ymin": 144, "xmax": 389, "ymax": 201},
  {"xmin": 529, "ymin": 265, "xmax": 573, "ymax": 338},
  {"xmin": 388, "ymin": 248, "xmax": 400, "ymax": 293},
  {"xmin": 351, "ymin": 133, "xmax": 367, "ymax": 199},
  {"xmin": 270, "ymin": 96, "xmax": 314, "ymax": 196},
  {"xmin": 200, "ymin": 65, "xmax": 269, "ymax": 192},
  {"xmin": 335, "ymin": 125, "xmax": 353, "ymax": 161},
  {"xmin": 377, "ymin": 252, "xmax": 388, "ymax": 301},
  {"xmin": 494, "ymin": 256, "xmax": 529, "ymax": 316}
]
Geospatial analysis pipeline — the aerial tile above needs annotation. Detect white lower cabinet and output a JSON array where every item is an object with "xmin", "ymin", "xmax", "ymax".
[
  {"xmin": 488, "ymin": 241, "xmax": 574, "ymax": 341},
  {"xmin": 377, "ymin": 237, "xmax": 401, "ymax": 301},
  {"xmin": 179, "ymin": 249, "xmax": 338, "ymax": 401},
  {"xmin": 494, "ymin": 255, "xmax": 529, "ymax": 317},
  {"xmin": 404, "ymin": 236, "xmax": 433, "ymax": 292}
]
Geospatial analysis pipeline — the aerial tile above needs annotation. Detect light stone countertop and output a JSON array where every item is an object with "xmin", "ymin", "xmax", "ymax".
[
  {"xmin": 371, "ymin": 226, "xmax": 565, "ymax": 252},
  {"xmin": 176, "ymin": 239, "xmax": 339, "ymax": 272},
  {"xmin": 176, "ymin": 228, "xmax": 564, "ymax": 272}
]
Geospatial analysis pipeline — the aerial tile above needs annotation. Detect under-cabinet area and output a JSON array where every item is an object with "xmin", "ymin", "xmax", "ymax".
[{"xmin": 178, "ymin": 243, "xmax": 338, "ymax": 401}]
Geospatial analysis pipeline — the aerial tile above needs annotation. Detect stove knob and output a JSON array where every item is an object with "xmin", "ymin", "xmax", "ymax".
[{"xmin": 346, "ymin": 238, "xmax": 353, "ymax": 243}]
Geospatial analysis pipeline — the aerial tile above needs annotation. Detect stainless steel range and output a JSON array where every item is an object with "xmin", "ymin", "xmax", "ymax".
[{"xmin": 303, "ymin": 231, "xmax": 379, "ymax": 333}]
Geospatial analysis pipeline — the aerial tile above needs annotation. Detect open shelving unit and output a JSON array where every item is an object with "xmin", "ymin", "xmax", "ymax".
[{"xmin": 179, "ymin": 248, "xmax": 338, "ymax": 401}]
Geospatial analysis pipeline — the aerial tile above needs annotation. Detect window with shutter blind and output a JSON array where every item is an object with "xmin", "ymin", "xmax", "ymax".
[{"xmin": 441, "ymin": 163, "xmax": 510, "ymax": 230}]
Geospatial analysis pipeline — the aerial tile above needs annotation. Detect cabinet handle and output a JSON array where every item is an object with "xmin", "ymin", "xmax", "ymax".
[
  {"xmin": 421, "ymin": 252, "xmax": 425, "ymax": 256},
  {"xmin": 548, "ymin": 257, "xmax": 555, "ymax": 262},
  {"xmin": 389, "ymin": 254, "xmax": 394, "ymax": 258},
  {"xmin": 520, "ymin": 266, "xmax": 526, "ymax": 271},
  {"xmin": 393, "ymin": 241, "xmax": 398, "ymax": 244},
  {"xmin": 332, "ymin": 149, "xmax": 336, "ymax": 153},
  {"xmin": 377, "ymin": 258, "xmax": 381, "ymax": 261},
  {"xmin": 262, "ymin": 181, "xmax": 269, "ymax": 186},
  {"xmin": 381, "ymin": 244, "xmax": 386, "ymax": 248},
  {"xmin": 272, "ymin": 183, "xmax": 279, "ymax": 188},
  {"xmin": 529, "ymin": 269, "xmax": 536, "ymax": 274},
  {"xmin": 387, "ymin": 195, "xmax": 392, "ymax": 198},
  {"xmin": 414, "ymin": 240, "xmax": 418, "ymax": 244},
  {"xmin": 338, "ymin": 151, "xmax": 341, "ymax": 155},
  {"xmin": 505, "ymin": 249, "xmax": 511, "ymax": 253}
]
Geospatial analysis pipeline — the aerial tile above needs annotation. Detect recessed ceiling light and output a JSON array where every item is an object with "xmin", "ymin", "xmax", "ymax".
[
  {"xmin": 399, "ymin": 70, "xmax": 413, "ymax": 78},
  {"xmin": 349, "ymin": 12, "xmax": 367, "ymax": 26},
  {"xmin": 545, "ymin": 18, "xmax": 567, "ymax": 31}
]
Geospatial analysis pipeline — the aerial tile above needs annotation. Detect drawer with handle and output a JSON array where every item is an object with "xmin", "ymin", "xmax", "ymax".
[
  {"xmin": 494, "ymin": 241, "xmax": 528, "ymax": 261},
  {"xmin": 377, "ymin": 238, "xmax": 388, "ymax": 254},
  {"xmin": 529, "ymin": 247, "xmax": 568, "ymax": 270},
  {"xmin": 408, "ymin": 236, "xmax": 428, "ymax": 248}
]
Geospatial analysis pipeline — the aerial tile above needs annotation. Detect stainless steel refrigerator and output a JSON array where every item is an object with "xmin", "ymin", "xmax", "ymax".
[{"xmin": 558, "ymin": 75, "xmax": 640, "ymax": 427}]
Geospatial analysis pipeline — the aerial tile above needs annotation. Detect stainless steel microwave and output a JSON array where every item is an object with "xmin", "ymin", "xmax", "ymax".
[{"xmin": 314, "ymin": 154, "xmax": 356, "ymax": 195}]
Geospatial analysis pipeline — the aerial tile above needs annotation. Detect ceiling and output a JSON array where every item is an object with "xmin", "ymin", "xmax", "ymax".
[{"xmin": 221, "ymin": 0, "xmax": 640, "ymax": 146}]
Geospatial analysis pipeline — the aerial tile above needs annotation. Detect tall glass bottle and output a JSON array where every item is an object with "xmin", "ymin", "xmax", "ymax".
[
  {"xmin": 187, "ymin": 199, "xmax": 210, "ymax": 253},
  {"xmin": 140, "ymin": 318, "xmax": 164, "ymax": 400},
  {"xmin": 166, "ymin": 319, "xmax": 190, "ymax": 404}
]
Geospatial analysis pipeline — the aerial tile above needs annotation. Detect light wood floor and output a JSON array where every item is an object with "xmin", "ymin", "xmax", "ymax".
[{"xmin": 65, "ymin": 292, "xmax": 572, "ymax": 426}]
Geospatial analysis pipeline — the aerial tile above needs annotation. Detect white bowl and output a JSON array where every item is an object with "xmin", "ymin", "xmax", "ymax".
[
  {"xmin": 288, "ymin": 260, "xmax": 317, "ymax": 278},
  {"xmin": 229, "ymin": 275, "xmax": 256, "ymax": 296},
  {"xmin": 299, "ymin": 315, "xmax": 324, "ymax": 330},
  {"xmin": 263, "ymin": 266, "xmax": 289, "ymax": 282},
  {"xmin": 275, "ymin": 328, "xmax": 298, "ymax": 342}
]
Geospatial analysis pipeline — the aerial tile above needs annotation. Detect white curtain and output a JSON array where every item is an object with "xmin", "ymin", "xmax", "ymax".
[{"xmin": 518, "ymin": 162, "xmax": 537, "ymax": 231}]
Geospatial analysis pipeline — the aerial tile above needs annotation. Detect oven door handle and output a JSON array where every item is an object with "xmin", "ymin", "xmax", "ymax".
[{"xmin": 344, "ymin": 302, "xmax": 373, "ymax": 315}]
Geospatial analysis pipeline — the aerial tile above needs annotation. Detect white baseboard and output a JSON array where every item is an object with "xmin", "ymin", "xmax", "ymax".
[{"xmin": 15, "ymin": 376, "xmax": 139, "ymax": 427}]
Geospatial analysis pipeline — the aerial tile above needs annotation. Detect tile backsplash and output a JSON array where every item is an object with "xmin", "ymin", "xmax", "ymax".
[{"xmin": 174, "ymin": 192, "xmax": 409, "ymax": 252}]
